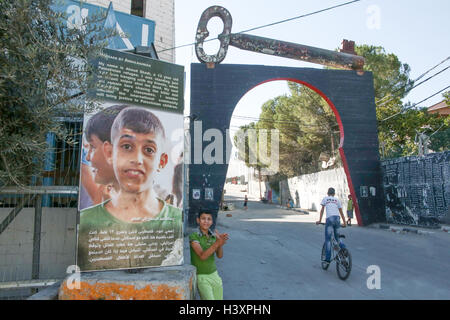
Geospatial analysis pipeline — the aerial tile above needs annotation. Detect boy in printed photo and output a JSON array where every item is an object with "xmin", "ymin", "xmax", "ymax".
[{"xmin": 80, "ymin": 104, "xmax": 127, "ymax": 209}]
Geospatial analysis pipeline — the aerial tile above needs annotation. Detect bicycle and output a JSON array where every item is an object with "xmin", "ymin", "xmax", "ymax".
[{"xmin": 317, "ymin": 223, "xmax": 352, "ymax": 280}]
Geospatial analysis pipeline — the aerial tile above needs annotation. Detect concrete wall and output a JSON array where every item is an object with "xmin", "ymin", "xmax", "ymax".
[
  {"xmin": 247, "ymin": 168, "xmax": 267, "ymax": 200},
  {"xmin": 248, "ymin": 179, "xmax": 266, "ymax": 200},
  {"xmin": 281, "ymin": 168, "xmax": 350, "ymax": 212},
  {"xmin": 0, "ymin": 208, "xmax": 77, "ymax": 283}
]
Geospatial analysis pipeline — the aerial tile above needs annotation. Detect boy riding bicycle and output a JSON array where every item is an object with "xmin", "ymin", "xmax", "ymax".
[{"xmin": 316, "ymin": 187, "xmax": 347, "ymax": 265}]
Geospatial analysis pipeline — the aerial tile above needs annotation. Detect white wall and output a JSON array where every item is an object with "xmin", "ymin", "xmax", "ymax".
[
  {"xmin": 247, "ymin": 167, "xmax": 267, "ymax": 200},
  {"xmin": 88, "ymin": 0, "xmax": 131, "ymax": 13},
  {"xmin": 144, "ymin": 0, "xmax": 175, "ymax": 63},
  {"xmin": 281, "ymin": 168, "xmax": 350, "ymax": 211}
]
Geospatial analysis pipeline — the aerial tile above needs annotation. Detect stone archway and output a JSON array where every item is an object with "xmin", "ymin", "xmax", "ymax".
[{"xmin": 188, "ymin": 63, "xmax": 386, "ymax": 227}]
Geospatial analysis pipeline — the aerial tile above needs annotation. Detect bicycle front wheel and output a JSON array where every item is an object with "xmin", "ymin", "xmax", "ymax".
[
  {"xmin": 321, "ymin": 243, "xmax": 329, "ymax": 270},
  {"xmin": 336, "ymin": 248, "xmax": 352, "ymax": 280}
]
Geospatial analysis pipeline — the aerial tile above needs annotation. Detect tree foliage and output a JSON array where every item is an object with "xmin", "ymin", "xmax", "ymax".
[
  {"xmin": 234, "ymin": 83, "xmax": 339, "ymax": 178},
  {"xmin": 0, "ymin": 0, "xmax": 113, "ymax": 187},
  {"xmin": 358, "ymin": 45, "xmax": 450, "ymax": 158},
  {"xmin": 444, "ymin": 91, "xmax": 450, "ymax": 105}
]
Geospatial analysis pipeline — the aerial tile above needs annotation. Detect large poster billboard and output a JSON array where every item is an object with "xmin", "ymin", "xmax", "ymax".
[{"xmin": 77, "ymin": 49, "xmax": 184, "ymax": 271}]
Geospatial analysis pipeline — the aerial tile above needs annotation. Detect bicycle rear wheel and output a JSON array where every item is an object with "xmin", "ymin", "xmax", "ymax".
[
  {"xmin": 321, "ymin": 243, "xmax": 329, "ymax": 270},
  {"xmin": 336, "ymin": 248, "xmax": 352, "ymax": 280}
]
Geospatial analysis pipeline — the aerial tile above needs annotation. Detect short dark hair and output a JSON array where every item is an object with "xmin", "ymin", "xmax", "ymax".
[
  {"xmin": 111, "ymin": 107, "xmax": 166, "ymax": 143},
  {"xmin": 197, "ymin": 211, "xmax": 213, "ymax": 218},
  {"xmin": 85, "ymin": 105, "xmax": 128, "ymax": 143},
  {"xmin": 327, "ymin": 187, "xmax": 335, "ymax": 196}
]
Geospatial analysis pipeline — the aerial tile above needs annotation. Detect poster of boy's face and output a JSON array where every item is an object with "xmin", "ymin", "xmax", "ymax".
[
  {"xmin": 77, "ymin": 103, "xmax": 184, "ymax": 272},
  {"xmin": 79, "ymin": 103, "xmax": 183, "ymax": 211},
  {"xmin": 107, "ymin": 128, "xmax": 167, "ymax": 193},
  {"xmin": 86, "ymin": 135, "xmax": 113, "ymax": 185}
]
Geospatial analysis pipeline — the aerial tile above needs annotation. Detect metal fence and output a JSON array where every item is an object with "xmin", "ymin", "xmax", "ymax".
[{"xmin": 0, "ymin": 119, "xmax": 82, "ymax": 299}]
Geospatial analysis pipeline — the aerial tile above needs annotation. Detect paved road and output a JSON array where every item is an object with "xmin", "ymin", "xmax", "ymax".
[{"xmin": 184, "ymin": 188, "xmax": 450, "ymax": 300}]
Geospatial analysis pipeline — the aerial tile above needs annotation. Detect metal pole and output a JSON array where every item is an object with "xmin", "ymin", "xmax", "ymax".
[
  {"xmin": 0, "ymin": 194, "xmax": 35, "ymax": 235},
  {"xmin": 227, "ymin": 33, "xmax": 365, "ymax": 71},
  {"xmin": 32, "ymin": 195, "xmax": 42, "ymax": 280}
]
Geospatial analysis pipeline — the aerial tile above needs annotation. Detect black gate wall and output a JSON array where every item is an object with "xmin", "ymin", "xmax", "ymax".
[{"xmin": 188, "ymin": 63, "xmax": 386, "ymax": 227}]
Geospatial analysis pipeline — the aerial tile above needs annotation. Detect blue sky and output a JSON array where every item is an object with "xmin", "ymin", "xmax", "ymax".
[{"xmin": 174, "ymin": 0, "xmax": 450, "ymax": 129}]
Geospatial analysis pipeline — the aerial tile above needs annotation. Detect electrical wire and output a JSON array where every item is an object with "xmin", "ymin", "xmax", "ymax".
[
  {"xmin": 376, "ymin": 55, "xmax": 450, "ymax": 106},
  {"xmin": 380, "ymin": 85, "xmax": 450, "ymax": 122},
  {"xmin": 234, "ymin": 0, "xmax": 362, "ymax": 35},
  {"xmin": 231, "ymin": 115, "xmax": 329, "ymax": 127},
  {"xmin": 377, "ymin": 63, "xmax": 450, "ymax": 108},
  {"xmin": 413, "ymin": 56, "xmax": 450, "ymax": 83}
]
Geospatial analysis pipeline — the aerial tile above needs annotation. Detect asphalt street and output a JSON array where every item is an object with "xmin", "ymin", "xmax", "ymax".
[{"xmin": 184, "ymin": 185, "xmax": 450, "ymax": 300}]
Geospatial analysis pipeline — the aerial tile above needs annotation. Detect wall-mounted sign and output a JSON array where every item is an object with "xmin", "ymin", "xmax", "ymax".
[
  {"xmin": 205, "ymin": 188, "xmax": 214, "ymax": 201},
  {"xmin": 193, "ymin": 189, "xmax": 201, "ymax": 200},
  {"xmin": 360, "ymin": 186, "xmax": 369, "ymax": 198}
]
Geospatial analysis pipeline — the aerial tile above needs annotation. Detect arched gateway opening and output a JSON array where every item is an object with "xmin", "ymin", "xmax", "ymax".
[{"xmin": 188, "ymin": 63, "xmax": 386, "ymax": 227}]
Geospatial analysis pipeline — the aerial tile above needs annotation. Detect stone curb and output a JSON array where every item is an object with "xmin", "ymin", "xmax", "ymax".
[
  {"xmin": 27, "ymin": 281, "xmax": 61, "ymax": 300},
  {"xmin": 376, "ymin": 224, "xmax": 435, "ymax": 235}
]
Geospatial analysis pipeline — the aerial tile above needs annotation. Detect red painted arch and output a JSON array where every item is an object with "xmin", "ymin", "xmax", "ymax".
[{"xmin": 242, "ymin": 77, "xmax": 362, "ymax": 226}]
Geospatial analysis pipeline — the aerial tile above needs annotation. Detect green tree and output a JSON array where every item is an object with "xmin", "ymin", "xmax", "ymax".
[
  {"xmin": 355, "ymin": 45, "xmax": 410, "ymax": 158},
  {"xmin": 384, "ymin": 107, "xmax": 449, "ymax": 156},
  {"xmin": 260, "ymin": 83, "xmax": 339, "ymax": 176},
  {"xmin": 235, "ymin": 83, "xmax": 339, "ymax": 178},
  {"xmin": 444, "ymin": 91, "xmax": 450, "ymax": 105},
  {"xmin": 356, "ymin": 45, "xmax": 449, "ymax": 158},
  {"xmin": 356, "ymin": 45, "xmax": 413, "ymax": 102},
  {"xmin": 0, "ymin": 0, "xmax": 113, "ymax": 187}
]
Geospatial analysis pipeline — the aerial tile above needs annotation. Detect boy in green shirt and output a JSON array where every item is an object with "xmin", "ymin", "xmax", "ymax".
[
  {"xmin": 346, "ymin": 194, "xmax": 354, "ymax": 226},
  {"xmin": 189, "ymin": 211, "xmax": 229, "ymax": 300}
]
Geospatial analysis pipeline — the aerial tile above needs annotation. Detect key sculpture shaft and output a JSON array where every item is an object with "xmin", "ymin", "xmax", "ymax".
[{"xmin": 195, "ymin": 6, "xmax": 365, "ymax": 71}]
